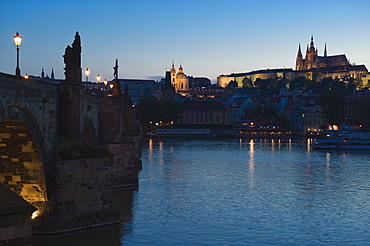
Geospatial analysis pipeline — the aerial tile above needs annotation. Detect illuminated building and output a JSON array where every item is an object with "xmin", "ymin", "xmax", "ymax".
[
  {"xmin": 217, "ymin": 36, "xmax": 368, "ymax": 88},
  {"xmin": 171, "ymin": 62, "xmax": 189, "ymax": 95}
]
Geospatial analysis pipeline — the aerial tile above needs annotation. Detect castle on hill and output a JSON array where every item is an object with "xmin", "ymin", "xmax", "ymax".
[{"xmin": 217, "ymin": 36, "xmax": 369, "ymax": 88}]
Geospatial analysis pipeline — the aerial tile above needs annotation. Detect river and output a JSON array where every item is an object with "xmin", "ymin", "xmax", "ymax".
[{"xmin": 34, "ymin": 138, "xmax": 370, "ymax": 245}]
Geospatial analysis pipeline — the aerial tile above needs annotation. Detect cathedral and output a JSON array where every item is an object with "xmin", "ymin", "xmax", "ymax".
[{"xmin": 295, "ymin": 36, "xmax": 349, "ymax": 70}]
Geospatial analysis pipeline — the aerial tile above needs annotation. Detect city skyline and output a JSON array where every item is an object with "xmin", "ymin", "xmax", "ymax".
[{"xmin": 1, "ymin": 0, "xmax": 369, "ymax": 83}]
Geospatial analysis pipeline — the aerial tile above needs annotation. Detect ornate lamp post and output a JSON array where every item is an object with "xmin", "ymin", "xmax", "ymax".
[
  {"xmin": 13, "ymin": 32, "xmax": 22, "ymax": 77},
  {"xmin": 85, "ymin": 68, "xmax": 90, "ymax": 82}
]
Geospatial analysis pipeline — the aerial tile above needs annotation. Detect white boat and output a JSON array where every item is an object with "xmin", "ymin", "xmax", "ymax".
[{"xmin": 312, "ymin": 132, "xmax": 370, "ymax": 150}]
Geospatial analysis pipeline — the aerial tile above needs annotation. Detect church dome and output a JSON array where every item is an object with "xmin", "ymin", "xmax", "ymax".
[{"xmin": 176, "ymin": 72, "xmax": 187, "ymax": 80}]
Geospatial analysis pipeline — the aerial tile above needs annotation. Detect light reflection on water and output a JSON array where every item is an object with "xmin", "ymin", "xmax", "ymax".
[
  {"xmin": 33, "ymin": 138, "xmax": 370, "ymax": 245},
  {"xmin": 123, "ymin": 138, "xmax": 370, "ymax": 245}
]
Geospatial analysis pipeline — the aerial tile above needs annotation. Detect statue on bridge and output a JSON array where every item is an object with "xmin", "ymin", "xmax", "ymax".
[
  {"xmin": 112, "ymin": 59, "xmax": 121, "ymax": 96},
  {"xmin": 63, "ymin": 32, "xmax": 82, "ymax": 84}
]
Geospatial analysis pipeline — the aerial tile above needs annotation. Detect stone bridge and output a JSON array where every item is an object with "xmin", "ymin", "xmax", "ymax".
[{"xmin": 0, "ymin": 33, "xmax": 142, "ymax": 234}]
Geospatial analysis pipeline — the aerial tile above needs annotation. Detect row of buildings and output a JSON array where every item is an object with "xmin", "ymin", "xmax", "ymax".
[{"xmin": 30, "ymin": 36, "xmax": 370, "ymax": 136}]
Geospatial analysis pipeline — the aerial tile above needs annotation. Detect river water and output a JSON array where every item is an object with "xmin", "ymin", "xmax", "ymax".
[{"xmin": 34, "ymin": 138, "xmax": 370, "ymax": 245}]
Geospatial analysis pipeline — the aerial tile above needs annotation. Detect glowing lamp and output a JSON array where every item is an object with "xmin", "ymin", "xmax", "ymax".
[
  {"xmin": 13, "ymin": 32, "xmax": 22, "ymax": 47},
  {"xmin": 13, "ymin": 32, "xmax": 22, "ymax": 77},
  {"xmin": 85, "ymin": 68, "xmax": 90, "ymax": 82}
]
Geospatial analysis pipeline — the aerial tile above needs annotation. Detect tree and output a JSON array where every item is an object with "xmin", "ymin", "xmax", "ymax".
[
  {"xmin": 277, "ymin": 112, "xmax": 291, "ymax": 129},
  {"xmin": 227, "ymin": 80, "xmax": 238, "ymax": 90},
  {"xmin": 242, "ymin": 77, "xmax": 253, "ymax": 88},
  {"xmin": 318, "ymin": 90, "xmax": 346, "ymax": 129},
  {"xmin": 136, "ymin": 96, "xmax": 183, "ymax": 126},
  {"xmin": 250, "ymin": 104, "xmax": 277, "ymax": 118},
  {"xmin": 289, "ymin": 76, "xmax": 311, "ymax": 90}
]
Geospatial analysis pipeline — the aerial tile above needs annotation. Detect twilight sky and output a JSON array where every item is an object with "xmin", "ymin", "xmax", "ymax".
[{"xmin": 1, "ymin": 0, "xmax": 369, "ymax": 83}]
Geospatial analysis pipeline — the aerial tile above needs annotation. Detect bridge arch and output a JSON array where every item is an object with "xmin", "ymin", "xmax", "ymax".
[{"xmin": 0, "ymin": 103, "xmax": 50, "ymax": 216}]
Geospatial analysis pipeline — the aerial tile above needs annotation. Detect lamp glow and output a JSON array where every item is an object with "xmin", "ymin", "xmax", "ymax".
[
  {"xmin": 85, "ymin": 68, "xmax": 90, "ymax": 82},
  {"xmin": 13, "ymin": 32, "xmax": 22, "ymax": 77},
  {"xmin": 13, "ymin": 32, "xmax": 22, "ymax": 47}
]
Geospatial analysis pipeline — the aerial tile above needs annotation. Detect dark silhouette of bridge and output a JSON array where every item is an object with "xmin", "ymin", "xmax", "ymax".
[{"xmin": 0, "ymin": 32, "xmax": 142, "ymax": 234}]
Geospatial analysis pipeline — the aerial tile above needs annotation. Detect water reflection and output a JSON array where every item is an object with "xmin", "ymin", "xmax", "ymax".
[
  {"xmin": 307, "ymin": 138, "xmax": 312, "ymax": 152},
  {"xmin": 148, "ymin": 138, "xmax": 153, "ymax": 161},
  {"xmin": 123, "ymin": 138, "xmax": 370, "ymax": 245},
  {"xmin": 248, "ymin": 139, "xmax": 255, "ymax": 188}
]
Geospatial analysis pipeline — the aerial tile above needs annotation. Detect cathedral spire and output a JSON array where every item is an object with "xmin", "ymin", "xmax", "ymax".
[
  {"xmin": 309, "ymin": 35, "xmax": 315, "ymax": 51},
  {"xmin": 41, "ymin": 67, "xmax": 45, "ymax": 78},
  {"xmin": 324, "ymin": 43, "xmax": 327, "ymax": 57},
  {"xmin": 297, "ymin": 43, "xmax": 302, "ymax": 57}
]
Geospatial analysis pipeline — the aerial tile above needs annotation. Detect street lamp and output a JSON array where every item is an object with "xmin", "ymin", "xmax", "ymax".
[
  {"xmin": 103, "ymin": 79, "xmax": 108, "ymax": 91},
  {"xmin": 85, "ymin": 68, "xmax": 90, "ymax": 82},
  {"xmin": 13, "ymin": 32, "xmax": 22, "ymax": 77},
  {"xmin": 96, "ymin": 74, "xmax": 101, "ymax": 91}
]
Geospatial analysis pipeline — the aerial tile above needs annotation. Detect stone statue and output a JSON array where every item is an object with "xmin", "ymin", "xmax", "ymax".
[
  {"xmin": 112, "ymin": 59, "xmax": 121, "ymax": 96},
  {"xmin": 113, "ymin": 59, "xmax": 118, "ymax": 80},
  {"xmin": 63, "ymin": 32, "xmax": 82, "ymax": 84}
]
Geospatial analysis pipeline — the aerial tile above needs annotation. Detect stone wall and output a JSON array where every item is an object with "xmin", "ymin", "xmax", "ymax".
[
  {"xmin": 105, "ymin": 141, "xmax": 141, "ymax": 187},
  {"xmin": 32, "ymin": 156, "xmax": 119, "ymax": 233},
  {"xmin": 54, "ymin": 156, "xmax": 114, "ymax": 216},
  {"xmin": 0, "ymin": 74, "xmax": 58, "ymax": 163},
  {"xmin": 0, "ymin": 214, "xmax": 34, "ymax": 246}
]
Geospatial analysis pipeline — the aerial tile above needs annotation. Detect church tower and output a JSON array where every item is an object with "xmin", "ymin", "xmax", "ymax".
[
  {"xmin": 305, "ymin": 35, "xmax": 318, "ymax": 70},
  {"xmin": 170, "ymin": 61, "xmax": 176, "ymax": 87},
  {"xmin": 295, "ymin": 44, "xmax": 303, "ymax": 70},
  {"xmin": 51, "ymin": 68, "xmax": 55, "ymax": 80}
]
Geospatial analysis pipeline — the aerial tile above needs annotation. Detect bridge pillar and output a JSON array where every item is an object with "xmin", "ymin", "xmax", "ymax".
[{"xmin": 58, "ymin": 84, "xmax": 82, "ymax": 141}]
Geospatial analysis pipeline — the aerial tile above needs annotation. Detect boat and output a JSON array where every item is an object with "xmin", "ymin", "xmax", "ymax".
[{"xmin": 312, "ymin": 132, "xmax": 370, "ymax": 150}]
